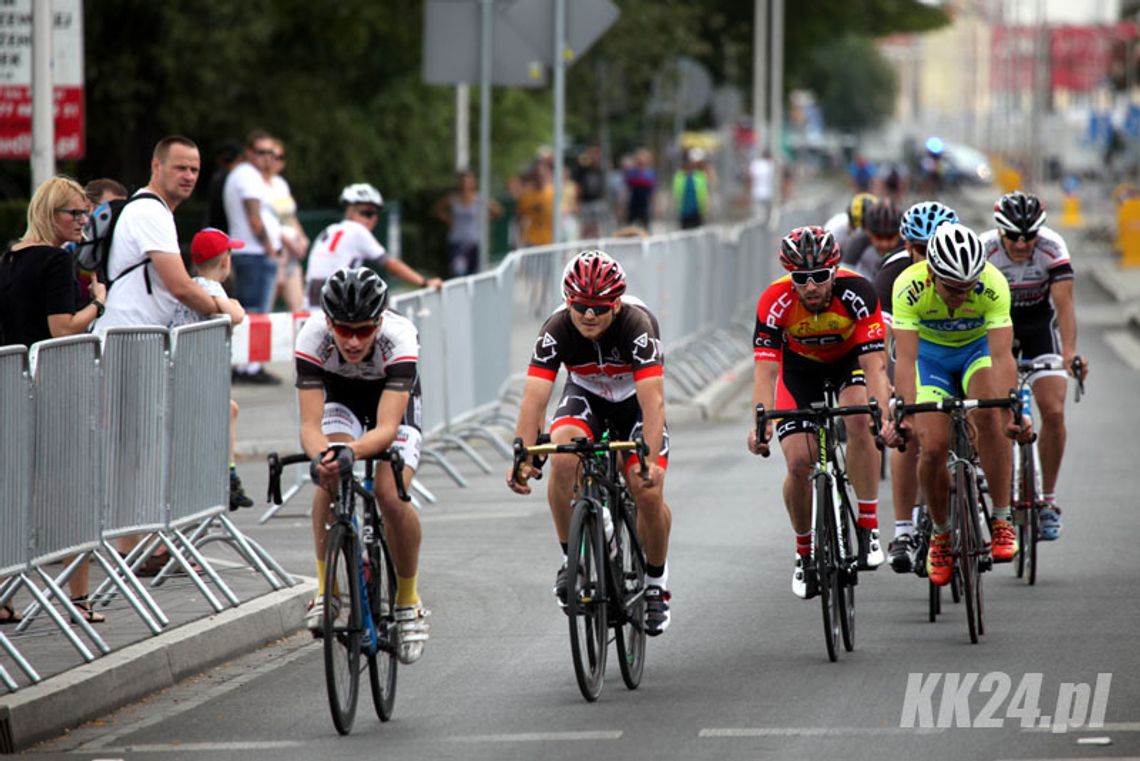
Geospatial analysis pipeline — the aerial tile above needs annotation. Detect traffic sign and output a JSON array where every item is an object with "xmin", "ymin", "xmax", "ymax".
[{"xmin": 422, "ymin": 0, "xmax": 547, "ymax": 87}]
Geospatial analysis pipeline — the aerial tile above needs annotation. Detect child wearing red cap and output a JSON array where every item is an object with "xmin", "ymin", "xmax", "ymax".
[{"xmin": 172, "ymin": 227, "xmax": 253, "ymax": 510}]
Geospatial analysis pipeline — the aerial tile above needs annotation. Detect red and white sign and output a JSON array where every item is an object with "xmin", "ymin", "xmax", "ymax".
[
  {"xmin": 0, "ymin": 0, "xmax": 85, "ymax": 159},
  {"xmin": 230, "ymin": 311, "xmax": 311, "ymax": 366}
]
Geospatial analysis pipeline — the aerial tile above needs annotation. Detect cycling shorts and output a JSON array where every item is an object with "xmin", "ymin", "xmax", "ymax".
[
  {"xmin": 915, "ymin": 335, "xmax": 991, "ymax": 403},
  {"xmin": 321, "ymin": 387, "xmax": 423, "ymax": 472},
  {"xmin": 774, "ymin": 353, "xmax": 865, "ymax": 440},
  {"xmin": 1013, "ymin": 318, "xmax": 1066, "ymax": 384},
  {"xmin": 550, "ymin": 381, "xmax": 669, "ymax": 472}
]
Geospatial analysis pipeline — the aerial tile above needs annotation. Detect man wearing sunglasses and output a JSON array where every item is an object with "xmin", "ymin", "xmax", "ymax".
[
  {"xmin": 507, "ymin": 250, "xmax": 674, "ymax": 636},
  {"xmin": 304, "ymin": 182, "xmax": 442, "ymax": 309},
  {"xmin": 892, "ymin": 223, "xmax": 1029, "ymax": 587},
  {"xmin": 981, "ymin": 191, "xmax": 1089, "ymax": 541},
  {"xmin": 294, "ymin": 267, "xmax": 430, "ymax": 664},
  {"xmin": 747, "ymin": 226, "xmax": 896, "ymax": 599}
]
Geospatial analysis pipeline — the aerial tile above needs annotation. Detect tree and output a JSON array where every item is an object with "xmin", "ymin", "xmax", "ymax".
[{"xmin": 801, "ymin": 36, "xmax": 898, "ymax": 133}]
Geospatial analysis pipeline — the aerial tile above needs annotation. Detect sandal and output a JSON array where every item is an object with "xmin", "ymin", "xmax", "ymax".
[
  {"xmin": 0, "ymin": 604, "xmax": 22, "ymax": 625},
  {"xmin": 70, "ymin": 596, "xmax": 106, "ymax": 624},
  {"xmin": 136, "ymin": 551, "xmax": 203, "ymax": 577}
]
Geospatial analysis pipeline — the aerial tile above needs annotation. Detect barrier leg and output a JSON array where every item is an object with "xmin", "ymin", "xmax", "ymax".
[
  {"xmin": 89, "ymin": 548, "xmax": 163, "ymax": 634},
  {"xmin": 411, "ymin": 478, "xmax": 437, "ymax": 504},
  {"xmin": 0, "ymin": 630, "xmax": 38, "ymax": 688},
  {"xmin": 152, "ymin": 533, "xmax": 227, "ymax": 612},
  {"xmin": 419, "ymin": 447, "xmax": 469, "ymax": 488},
  {"xmin": 194, "ymin": 514, "xmax": 289, "ymax": 590},
  {"xmin": 26, "ymin": 570, "xmax": 100, "ymax": 660},
  {"xmin": 453, "ymin": 424, "xmax": 513, "ymax": 460},
  {"xmin": 100, "ymin": 538, "xmax": 169, "ymax": 627},
  {"xmin": 437, "ymin": 434, "xmax": 493, "ymax": 474}
]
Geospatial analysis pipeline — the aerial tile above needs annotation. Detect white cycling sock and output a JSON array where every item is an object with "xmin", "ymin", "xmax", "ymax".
[{"xmin": 894, "ymin": 520, "xmax": 914, "ymax": 538}]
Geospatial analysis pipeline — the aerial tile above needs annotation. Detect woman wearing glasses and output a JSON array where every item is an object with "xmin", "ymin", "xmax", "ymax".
[
  {"xmin": 747, "ymin": 226, "xmax": 897, "ymax": 599},
  {"xmin": 303, "ymin": 182, "xmax": 442, "ymax": 309},
  {"xmin": 0, "ymin": 175, "xmax": 104, "ymax": 347}
]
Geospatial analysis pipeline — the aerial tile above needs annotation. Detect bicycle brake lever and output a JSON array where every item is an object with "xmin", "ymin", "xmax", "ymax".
[{"xmin": 267, "ymin": 452, "xmax": 282, "ymax": 505}]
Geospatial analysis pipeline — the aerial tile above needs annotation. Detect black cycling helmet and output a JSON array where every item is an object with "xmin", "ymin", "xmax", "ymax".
[
  {"xmin": 321, "ymin": 267, "xmax": 388, "ymax": 323},
  {"xmin": 993, "ymin": 191, "xmax": 1046, "ymax": 236},
  {"xmin": 779, "ymin": 226, "xmax": 841, "ymax": 271},
  {"xmin": 865, "ymin": 199, "xmax": 902, "ymax": 238}
]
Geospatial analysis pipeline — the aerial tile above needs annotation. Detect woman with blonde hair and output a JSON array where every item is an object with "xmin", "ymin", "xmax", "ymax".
[{"xmin": 0, "ymin": 175, "xmax": 106, "ymax": 624}]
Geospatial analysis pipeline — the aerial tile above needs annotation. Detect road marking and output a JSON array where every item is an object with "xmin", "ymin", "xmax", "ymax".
[
  {"xmin": 1023, "ymin": 721, "xmax": 1140, "ymax": 733},
  {"xmin": 994, "ymin": 757, "xmax": 1139, "ymax": 761},
  {"xmin": 700, "ymin": 727, "xmax": 946, "ymax": 737},
  {"xmin": 1104, "ymin": 330, "xmax": 1140, "ymax": 370},
  {"xmin": 94, "ymin": 741, "xmax": 302, "ymax": 753},
  {"xmin": 422, "ymin": 511, "xmax": 543, "ymax": 523},
  {"xmin": 443, "ymin": 731, "xmax": 622, "ymax": 743}
]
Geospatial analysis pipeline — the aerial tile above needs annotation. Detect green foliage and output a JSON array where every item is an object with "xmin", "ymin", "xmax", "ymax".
[{"xmin": 801, "ymin": 36, "xmax": 899, "ymax": 133}]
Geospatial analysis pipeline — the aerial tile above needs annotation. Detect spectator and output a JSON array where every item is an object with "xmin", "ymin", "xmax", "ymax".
[
  {"xmin": 0, "ymin": 175, "xmax": 107, "ymax": 622},
  {"xmin": 573, "ymin": 145, "xmax": 608, "ymax": 238},
  {"xmin": 515, "ymin": 163, "xmax": 555, "ymax": 248},
  {"xmin": 265, "ymin": 137, "xmax": 308, "ymax": 312},
  {"xmin": 205, "ymin": 140, "xmax": 243, "ymax": 232},
  {"xmin": 224, "ymin": 130, "xmax": 283, "ymax": 384},
  {"xmin": 749, "ymin": 149, "xmax": 775, "ymax": 223},
  {"xmin": 432, "ymin": 169, "xmax": 502, "ymax": 277},
  {"xmin": 305, "ymin": 183, "xmax": 442, "ymax": 308},
  {"xmin": 84, "ymin": 178, "xmax": 127, "ymax": 207},
  {"xmin": 849, "ymin": 154, "xmax": 875, "ymax": 192},
  {"xmin": 169, "ymin": 228, "xmax": 253, "ymax": 511},
  {"xmin": 624, "ymin": 148, "xmax": 656, "ymax": 231},
  {"xmin": 673, "ymin": 148, "xmax": 710, "ymax": 229},
  {"xmin": 559, "ymin": 165, "xmax": 580, "ymax": 242}
]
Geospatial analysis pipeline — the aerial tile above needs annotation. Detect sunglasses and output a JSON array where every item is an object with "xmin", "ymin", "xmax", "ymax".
[
  {"xmin": 55, "ymin": 207, "xmax": 90, "ymax": 220},
  {"xmin": 254, "ymin": 147, "xmax": 276, "ymax": 156},
  {"xmin": 330, "ymin": 322, "xmax": 379, "ymax": 340},
  {"xmin": 790, "ymin": 268, "xmax": 833, "ymax": 287},
  {"xmin": 1004, "ymin": 231, "xmax": 1037, "ymax": 243},
  {"xmin": 568, "ymin": 300, "xmax": 615, "ymax": 315},
  {"xmin": 936, "ymin": 277, "xmax": 977, "ymax": 296},
  {"xmin": 357, "ymin": 208, "xmax": 380, "ymax": 219}
]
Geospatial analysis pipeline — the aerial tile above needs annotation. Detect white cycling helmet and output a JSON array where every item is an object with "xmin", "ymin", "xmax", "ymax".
[
  {"xmin": 339, "ymin": 183, "xmax": 384, "ymax": 208},
  {"xmin": 927, "ymin": 222, "xmax": 986, "ymax": 283}
]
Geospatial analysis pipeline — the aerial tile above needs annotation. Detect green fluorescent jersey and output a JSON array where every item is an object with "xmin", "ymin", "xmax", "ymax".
[{"xmin": 891, "ymin": 261, "xmax": 1012, "ymax": 347}]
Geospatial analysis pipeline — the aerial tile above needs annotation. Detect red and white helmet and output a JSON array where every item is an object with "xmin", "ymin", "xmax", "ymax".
[
  {"xmin": 562, "ymin": 249, "xmax": 627, "ymax": 301},
  {"xmin": 778, "ymin": 226, "xmax": 841, "ymax": 272}
]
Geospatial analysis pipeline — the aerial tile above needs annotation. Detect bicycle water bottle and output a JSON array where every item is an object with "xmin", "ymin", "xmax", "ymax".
[
  {"xmin": 1018, "ymin": 387, "xmax": 1032, "ymax": 420},
  {"xmin": 601, "ymin": 505, "xmax": 617, "ymax": 559}
]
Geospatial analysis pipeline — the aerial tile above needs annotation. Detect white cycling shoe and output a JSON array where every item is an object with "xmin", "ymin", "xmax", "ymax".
[{"xmin": 395, "ymin": 603, "xmax": 431, "ymax": 664}]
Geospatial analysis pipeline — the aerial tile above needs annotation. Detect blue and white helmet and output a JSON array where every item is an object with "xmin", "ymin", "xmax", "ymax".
[{"xmin": 900, "ymin": 201, "xmax": 959, "ymax": 242}]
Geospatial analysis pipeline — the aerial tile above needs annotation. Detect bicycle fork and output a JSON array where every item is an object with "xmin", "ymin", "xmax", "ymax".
[{"xmin": 352, "ymin": 515, "xmax": 381, "ymax": 656}]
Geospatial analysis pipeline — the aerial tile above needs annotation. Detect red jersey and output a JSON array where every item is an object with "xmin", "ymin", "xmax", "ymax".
[{"xmin": 753, "ymin": 269, "xmax": 885, "ymax": 364}]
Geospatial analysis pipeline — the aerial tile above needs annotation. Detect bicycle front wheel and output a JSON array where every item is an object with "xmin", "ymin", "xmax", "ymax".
[
  {"xmin": 814, "ymin": 476, "xmax": 840, "ymax": 662},
  {"xmin": 835, "ymin": 481, "xmax": 856, "ymax": 653},
  {"xmin": 614, "ymin": 497, "xmax": 646, "ymax": 690},
  {"xmin": 323, "ymin": 522, "xmax": 362, "ymax": 734},
  {"xmin": 367, "ymin": 534, "xmax": 398, "ymax": 721},
  {"xmin": 953, "ymin": 468, "xmax": 982, "ymax": 644},
  {"xmin": 567, "ymin": 499, "xmax": 608, "ymax": 701},
  {"xmin": 1022, "ymin": 443, "xmax": 1040, "ymax": 586}
]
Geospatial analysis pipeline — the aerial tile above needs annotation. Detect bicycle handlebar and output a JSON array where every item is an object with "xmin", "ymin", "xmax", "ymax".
[
  {"xmin": 266, "ymin": 445, "xmax": 410, "ymax": 505},
  {"xmin": 890, "ymin": 391, "xmax": 1019, "ymax": 452},
  {"xmin": 754, "ymin": 398, "xmax": 884, "ymax": 458},
  {"xmin": 511, "ymin": 435, "xmax": 650, "ymax": 484},
  {"xmin": 1017, "ymin": 356, "xmax": 1085, "ymax": 403}
]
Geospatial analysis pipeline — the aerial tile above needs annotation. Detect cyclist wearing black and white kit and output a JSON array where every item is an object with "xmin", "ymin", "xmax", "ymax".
[
  {"xmin": 507, "ymin": 250, "xmax": 674, "ymax": 636},
  {"xmin": 981, "ymin": 191, "xmax": 1090, "ymax": 540},
  {"xmin": 296, "ymin": 267, "xmax": 429, "ymax": 664}
]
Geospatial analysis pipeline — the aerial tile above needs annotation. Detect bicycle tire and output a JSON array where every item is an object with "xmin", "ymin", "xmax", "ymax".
[
  {"xmin": 324, "ymin": 522, "xmax": 362, "ymax": 735},
  {"xmin": 954, "ymin": 468, "xmax": 982, "ymax": 644},
  {"xmin": 1023, "ymin": 442, "xmax": 1039, "ymax": 586},
  {"xmin": 567, "ymin": 498, "xmax": 608, "ymax": 701},
  {"xmin": 614, "ymin": 495, "xmax": 646, "ymax": 690},
  {"xmin": 814, "ymin": 475, "xmax": 840, "ymax": 662},
  {"xmin": 835, "ymin": 480, "xmax": 856, "ymax": 652},
  {"xmin": 929, "ymin": 580, "xmax": 941, "ymax": 621},
  {"xmin": 367, "ymin": 532, "xmax": 398, "ymax": 721}
]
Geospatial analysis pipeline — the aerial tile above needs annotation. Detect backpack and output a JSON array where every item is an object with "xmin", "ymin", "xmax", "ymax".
[{"xmin": 74, "ymin": 191, "xmax": 162, "ymax": 292}]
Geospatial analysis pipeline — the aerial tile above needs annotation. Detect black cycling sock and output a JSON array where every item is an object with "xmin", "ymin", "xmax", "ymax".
[
  {"xmin": 560, "ymin": 542, "xmax": 568, "ymax": 556},
  {"xmin": 646, "ymin": 562, "xmax": 666, "ymax": 579}
]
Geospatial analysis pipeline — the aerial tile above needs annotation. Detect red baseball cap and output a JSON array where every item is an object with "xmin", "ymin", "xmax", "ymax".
[{"xmin": 191, "ymin": 228, "xmax": 245, "ymax": 263}]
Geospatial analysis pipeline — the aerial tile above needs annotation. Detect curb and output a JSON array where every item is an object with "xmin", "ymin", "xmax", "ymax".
[{"xmin": 0, "ymin": 582, "xmax": 314, "ymax": 754}]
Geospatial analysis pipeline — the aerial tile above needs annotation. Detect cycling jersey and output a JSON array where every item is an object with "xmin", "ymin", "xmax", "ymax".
[
  {"xmin": 304, "ymin": 219, "xmax": 389, "ymax": 284},
  {"xmin": 980, "ymin": 226, "xmax": 1073, "ymax": 325},
  {"xmin": 527, "ymin": 296, "xmax": 664, "ymax": 403},
  {"xmin": 753, "ymin": 269, "xmax": 885, "ymax": 365},
  {"xmin": 873, "ymin": 249, "xmax": 913, "ymax": 326},
  {"xmin": 891, "ymin": 261, "xmax": 1012, "ymax": 347}
]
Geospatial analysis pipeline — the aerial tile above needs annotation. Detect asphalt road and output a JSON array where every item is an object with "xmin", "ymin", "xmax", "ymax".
[{"xmin": 29, "ymin": 272, "xmax": 1140, "ymax": 761}]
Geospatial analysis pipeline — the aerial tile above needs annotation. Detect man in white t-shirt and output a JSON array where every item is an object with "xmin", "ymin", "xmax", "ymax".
[
  {"xmin": 749, "ymin": 150, "xmax": 774, "ymax": 223},
  {"xmin": 224, "ymin": 130, "xmax": 283, "ymax": 383},
  {"xmin": 304, "ymin": 183, "xmax": 443, "ymax": 308},
  {"xmin": 95, "ymin": 136, "xmax": 223, "ymax": 332}
]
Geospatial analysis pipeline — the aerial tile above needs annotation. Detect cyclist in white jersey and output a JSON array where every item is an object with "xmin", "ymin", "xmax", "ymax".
[
  {"xmin": 295, "ymin": 267, "xmax": 429, "ymax": 664},
  {"xmin": 304, "ymin": 183, "xmax": 442, "ymax": 308},
  {"xmin": 981, "ymin": 191, "xmax": 1089, "ymax": 540}
]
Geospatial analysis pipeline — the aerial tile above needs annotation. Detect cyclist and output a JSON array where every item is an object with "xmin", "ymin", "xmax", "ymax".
[
  {"xmin": 874, "ymin": 201, "xmax": 959, "ymax": 572},
  {"xmin": 982, "ymin": 191, "xmax": 1090, "ymax": 539},
  {"xmin": 845, "ymin": 198, "xmax": 904, "ymax": 281},
  {"xmin": 824, "ymin": 191, "xmax": 877, "ymax": 249},
  {"xmin": 892, "ymin": 223, "xmax": 1030, "ymax": 586},
  {"xmin": 506, "ymin": 250, "xmax": 673, "ymax": 636},
  {"xmin": 747, "ymin": 226, "xmax": 897, "ymax": 599},
  {"xmin": 295, "ymin": 267, "xmax": 429, "ymax": 663},
  {"xmin": 304, "ymin": 183, "xmax": 442, "ymax": 308}
]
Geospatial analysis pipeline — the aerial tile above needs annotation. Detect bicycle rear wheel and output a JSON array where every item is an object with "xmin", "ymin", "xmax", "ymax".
[
  {"xmin": 953, "ymin": 469, "xmax": 982, "ymax": 644},
  {"xmin": 614, "ymin": 497, "xmax": 646, "ymax": 690},
  {"xmin": 324, "ymin": 522, "xmax": 362, "ymax": 735},
  {"xmin": 567, "ymin": 498, "xmax": 608, "ymax": 701},
  {"xmin": 814, "ymin": 476, "xmax": 840, "ymax": 662},
  {"xmin": 836, "ymin": 483, "xmax": 856, "ymax": 652},
  {"xmin": 367, "ymin": 533, "xmax": 398, "ymax": 721}
]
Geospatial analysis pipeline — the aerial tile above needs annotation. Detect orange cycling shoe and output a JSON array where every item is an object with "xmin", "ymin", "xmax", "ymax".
[
  {"xmin": 990, "ymin": 518, "xmax": 1019, "ymax": 562},
  {"xmin": 926, "ymin": 531, "xmax": 953, "ymax": 587}
]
